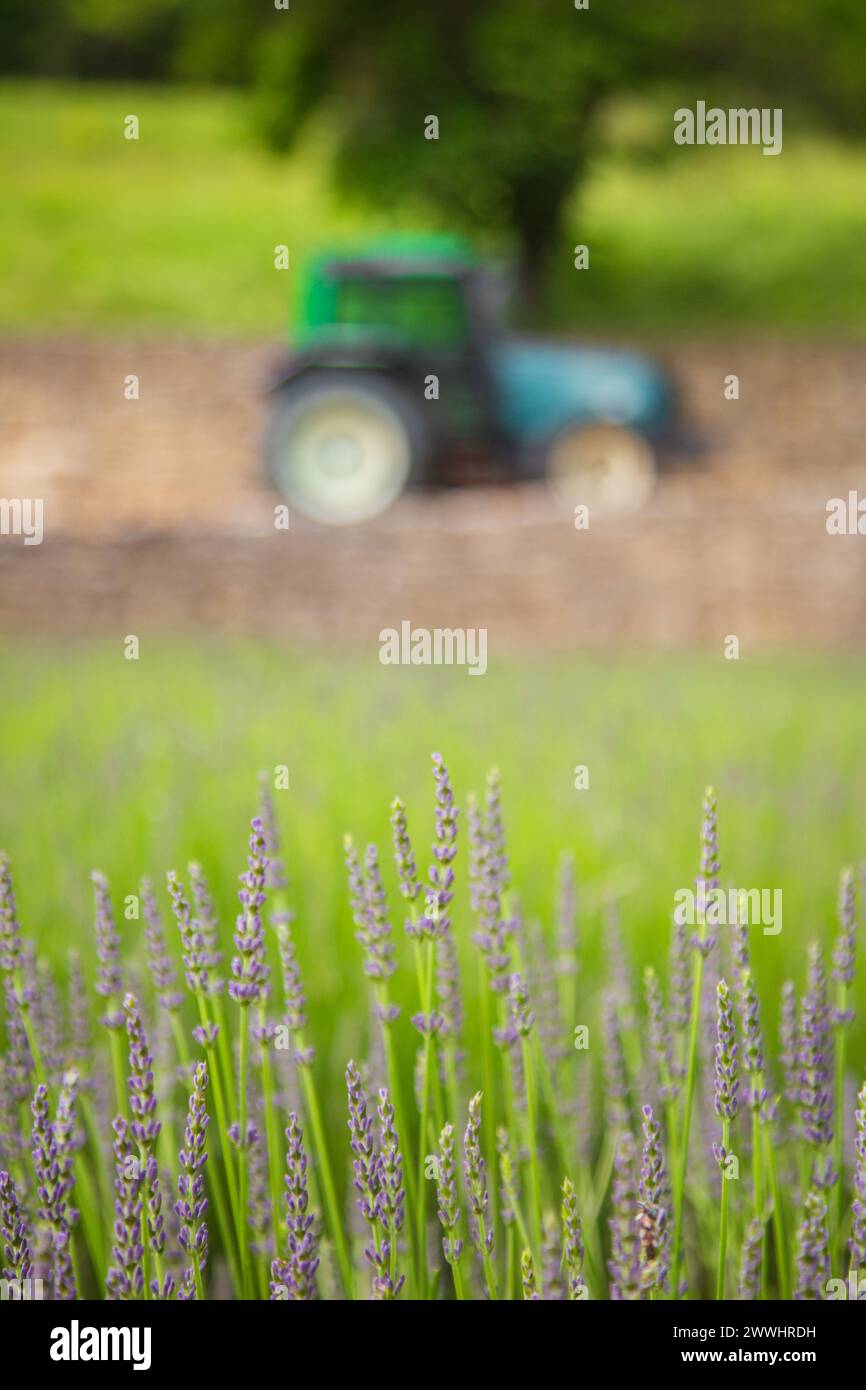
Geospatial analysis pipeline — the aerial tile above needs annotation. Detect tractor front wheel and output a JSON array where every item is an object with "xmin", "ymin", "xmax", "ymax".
[{"xmin": 264, "ymin": 371, "xmax": 430, "ymax": 524}]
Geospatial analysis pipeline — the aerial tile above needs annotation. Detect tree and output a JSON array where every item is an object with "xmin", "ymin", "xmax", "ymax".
[{"xmin": 244, "ymin": 0, "xmax": 866, "ymax": 308}]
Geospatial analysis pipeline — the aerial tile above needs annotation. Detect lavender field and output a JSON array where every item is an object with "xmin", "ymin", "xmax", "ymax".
[{"xmin": 1, "ymin": 642, "xmax": 865, "ymax": 1301}]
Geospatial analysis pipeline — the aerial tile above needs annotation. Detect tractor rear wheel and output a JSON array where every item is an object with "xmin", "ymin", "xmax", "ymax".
[
  {"xmin": 542, "ymin": 422, "xmax": 657, "ymax": 517},
  {"xmin": 265, "ymin": 371, "xmax": 430, "ymax": 524}
]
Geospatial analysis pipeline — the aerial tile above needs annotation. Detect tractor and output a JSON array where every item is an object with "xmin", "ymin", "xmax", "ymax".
[{"xmin": 264, "ymin": 236, "xmax": 681, "ymax": 524}]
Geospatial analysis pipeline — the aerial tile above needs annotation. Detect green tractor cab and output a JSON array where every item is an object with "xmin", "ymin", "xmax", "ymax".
[{"xmin": 265, "ymin": 236, "xmax": 680, "ymax": 523}]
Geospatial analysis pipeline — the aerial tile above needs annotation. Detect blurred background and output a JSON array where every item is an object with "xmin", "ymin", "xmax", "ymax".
[{"xmin": 1, "ymin": 1, "xmax": 865, "ymax": 1065}]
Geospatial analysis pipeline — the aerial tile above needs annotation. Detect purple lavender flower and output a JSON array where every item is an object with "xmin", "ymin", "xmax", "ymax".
[
  {"xmin": 175, "ymin": 1060, "xmax": 209, "ymax": 1300},
  {"xmin": 168, "ymin": 871, "xmax": 209, "ymax": 995},
  {"xmin": 668, "ymin": 912, "xmax": 691, "ymax": 1053},
  {"xmin": 520, "ymin": 1247, "xmax": 540, "ymax": 1300},
  {"xmin": 698, "ymin": 786, "xmax": 720, "ymax": 898},
  {"xmin": 644, "ymin": 965, "xmax": 677, "ymax": 1102},
  {"xmin": 31, "ymin": 1078, "xmax": 78, "ymax": 1299},
  {"xmin": 637, "ymin": 1103, "xmax": 669, "ymax": 1292},
  {"xmin": 344, "ymin": 838, "xmax": 397, "ymax": 979},
  {"xmin": 0, "ymin": 852, "xmax": 26, "ymax": 1001},
  {"xmin": 258, "ymin": 774, "xmax": 288, "ymax": 892},
  {"xmin": 797, "ymin": 944, "xmax": 834, "ymax": 1165},
  {"xmin": 608, "ymin": 1130, "xmax": 641, "ymax": 1300},
  {"xmin": 140, "ymin": 879, "xmax": 183, "ymax": 1013},
  {"xmin": 106, "ymin": 1115, "xmax": 144, "ymax": 1299},
  {"xmin": 435, "ymin": 927, "xmax": 463, "ymax": 1056},
  {"xmin": 780, "ymin": 979, "xmax": 799, "ymax": 1114},
  {"xmin": 832, "ymin": 867, "xmax": 856, "ymax": 1023},
  {"xmin": 794, "ymin": 1187, "xmax": 830, "ymax": 1299},
  {"xmin": 188, "ymin": 861, "xmax": 225, "ymax": 993},
  {"xmin": 463, "ymin": 1091, "xmax": 493, "ymax": 1259},
  {"xmin": 739, "ymin": 1217, "xmax": 763, "ymax": 1300},
  {"xmin": 509, "ymin": 971, "xmax": 534, "ymax": 1038},
  {"xmin": 275, "ymin": 918, "xmax": 312, "ymax": 1063},
  {"xmin": 390, "ymin": 796, "xmax": 420, "ymax": 903},
  {"xmin": 602, "ymin": 991, "xmax": 629, "ymax": 1134},
  {"xmin": 123, "ymin": 994, "xmax": 166, "ymax": 1278},
  {"xmin": 714, "ymin": 979, "xmax": 739, "ymax": 1123},
  {"xmin": 270, "ymin": 1111, "xmax": 319, "ymax": 1301},
  {"xmin": 466, "ymin": 792, "xmax": 485, "ymax": 914},
  {"xmin": 542, "ymin": 1212, "xmax": 564, "ymax": 1300},
  {"xmin": 345, "ymin": 1064, "xmax": 374, "ymax": 1193},
  {"xmin": 561, "ymin": 1176, "xmax": 586, "ymax": 1300},
  {"xmin": 66, "ymin": 949, "xmax": 93, "ymax": 1081},
  {"xmin": 737, "ymin": 969, "xmax": 767, "ymax": 1112},
  {"xmin": 429, "ymin": 751, "xmax": 459, "ymax": 911},
  {"xmin": 377, "ymin": 1088, "xmax": 404, "ymax": 1235},
  {"xmin": 91, "ymin": 870, "xmax": 124, "ymax": 1028},
  {"xmin": 436, "ymin": 1123, "xmax": 464, "ymax": 1267},
  {"xmin": 123, "ymin": 993, "xmax": 161, "ymax": 1154},
  {"xmin": 346, "ymin": 1060, "xmax": 402, "ymax": 1298},
  {"xmin": 0, "ymin": 1168, "xmax": 33, "ymax": 1281},
  {"xmin": 849, "ymin": 1079, "xmax": 866, "ymax": 1274},
  {"xmin": 228, "ymin": 818, "xmax": 270, "ymax": 1007}
]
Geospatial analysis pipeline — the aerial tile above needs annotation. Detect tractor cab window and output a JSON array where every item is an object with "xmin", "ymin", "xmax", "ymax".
[{"xmin": 336, "ymin": 276, "xmax": 467, "ymax": 351}]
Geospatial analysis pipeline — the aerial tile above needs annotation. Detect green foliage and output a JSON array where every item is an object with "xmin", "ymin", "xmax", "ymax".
[{"xmin": 4, "ymin": 82, "xmax": 866, "ymax": 336}]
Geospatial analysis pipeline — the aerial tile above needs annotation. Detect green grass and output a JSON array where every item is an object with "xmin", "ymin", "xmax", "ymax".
[
  {"xmin": 1, "ymin": 640, "xmax": 863, "ymax": 1081},
  {"xmin": 4, "ymin": 80, "xmax": 866, "ymax": 336}
]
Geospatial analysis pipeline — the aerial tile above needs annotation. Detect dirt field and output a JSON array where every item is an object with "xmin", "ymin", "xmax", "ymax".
[{"xmin": 1, "ymin": 337, "xmax": 865, "ymax": 646}]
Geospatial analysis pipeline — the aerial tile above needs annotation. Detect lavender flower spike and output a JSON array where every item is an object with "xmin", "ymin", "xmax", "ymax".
[
  {"xmin": 123, "ymin": 994, "xmax": 166, "ymax": 1286},
  {"xmin": 637, "ymin": 1103, "xmax": 669, "ymax": 1292},
  {"xmin": 832, "ymin": 866, "xmax": 856, "ymax": 1022},
  {"xmin": 463, "ymin": 1092, "xmax": 494, "ymax": 1260},
  {"xmin": 561, "ymin": 1176, "xmax": 586, "ymax": 1300},
  {"xmin": 168, "ymin": 871, "xmax": 209, "ymax": 996},
  {"xmin": 849, "ymin": 1079, "xmax": 866, "ymax": 1275},
  {"xmin": 390, "ymin": 796, "xmax": 421, "ymax": 903},
  {"xmin": 436, "ymin": 1121, "xmax": 463, "ymax": 1267},
  {"xmin": 31, "ymin": 1079, "xmax": 78, "ymax": 1299},
  {"xmin": 608, "ymin": 1131, "xmax": 641, "ymax": 1300},
  {"xmin": 0, "ymin": 852, "xmax": 26, "ymax": 1000},
  {"xmin": 91, "ymin": 870, "xmax": 124, "ymax": 1029},
  {"xmin": 521, "ymin": 1247, "xmax": 540, "ymax": 1300},
  {"xmin": 797, "ymin": 943, "xmax": 834, "ymax": 1176},
  {"xmin": 229, "ymin": 818, "xmax": 270, "ymax": 1006},
  {"xmin": 175, "ymin": 1060, "xmax": 210, "ymax": 1300},
  {"xmin": 739, "ymin": 1217, "xmax": 762, "ymax": 1300},
  {"xmin": 794, "ymin": 1187, "xmax": 830, "ymax": 1299},
  {"xmin": 346, "ymin": 1059, "xmax": 400, "ymax": 1298},
  {"xmin": 140, "ymin": 878, "xmax": 183, "ymax": 1013},
  {"xmin": 714, "ymin": 979, "xmax": 739, "ymax": 1123},
  {"xmin": 270, "ymin": 1111, "xmax": 319, "ymax": 1301},
  {"xmin": 106, "ymin": 1115, "xmax": 144, "ymax": 1299},
  {"xmin": 0, "ymin": 1168, "xmax": 33, "ymax": 1282}
]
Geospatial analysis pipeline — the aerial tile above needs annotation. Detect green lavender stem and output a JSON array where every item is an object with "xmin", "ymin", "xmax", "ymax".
[
  {"xmin": 237, "ymin": 1003, "xmax": 252, "ymax": 1298},
  {"xmin": 295, "ymin": 1048, "xmax": 354, "ymax": 1298},
  {"xmin": 764, "ymin": 1124, "xmax": 790, "ymax": 1300},
  {"xmin": 671, "ymin": 928, "xmax": 706, "ymax": 1294},
  {"xmin": 521, "ymin": 1035, "xmax": 543, "ymax": 1272},
  {"xmin": 716, "ymin": 1116, "xmax": 731, "ymax": 1298}
]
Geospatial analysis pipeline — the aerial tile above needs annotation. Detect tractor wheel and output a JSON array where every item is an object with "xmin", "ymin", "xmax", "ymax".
[
  {"xmin": 264, "ymin": 371, "xmax": 430, "ymax": 524},
  {"xmin": 542, "ymin": 422, "xmax": 657, "ymax": 517}
]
